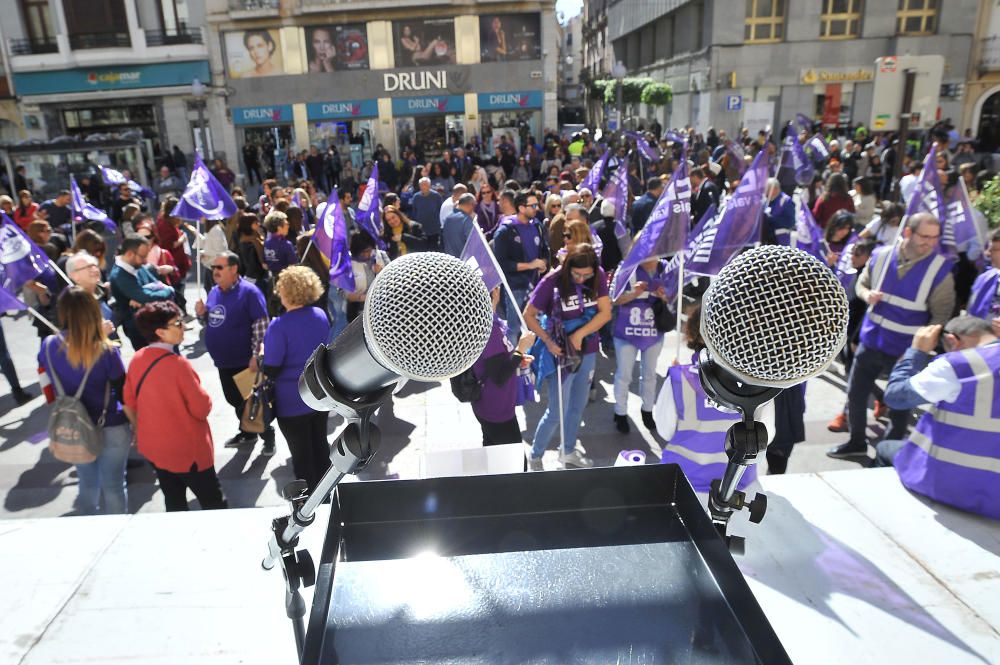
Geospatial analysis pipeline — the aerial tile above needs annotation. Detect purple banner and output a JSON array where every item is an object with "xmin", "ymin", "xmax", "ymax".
[{"xmin": 171, "ymin": 155, "xmax": 238, "ymax": 221}]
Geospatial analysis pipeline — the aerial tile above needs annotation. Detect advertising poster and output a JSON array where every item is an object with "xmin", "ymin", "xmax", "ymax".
[
  {"xmin": 392, "ymin": 18, "xmax": 456, "ymax": 68},
  {"xmin": 305, "ymin": 23, "xmax": 370, "ymax": 71},
  {"xmin": 224, "ymin": 29, "xmax": 284, "ymax": 79},
  {"xmin": 479, "ymin": 13, "xmax": 542, "ymax": 62}
]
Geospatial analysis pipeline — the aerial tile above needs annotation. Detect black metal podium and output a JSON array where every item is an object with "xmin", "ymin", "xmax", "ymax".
[{"xmin": 301, "ymin": 464, "xmax": 791, "ymax": 664}]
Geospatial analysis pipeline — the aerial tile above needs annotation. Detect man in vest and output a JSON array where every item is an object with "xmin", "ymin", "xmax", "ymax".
[
  {"xmin": 828, "ymin": 212, "xmax": 955, "ymax": 459},
  {"xmin": 874, "ymin": 317, "xmax": 1000, "ymax": 519},
  {"xmin": 967, "ymin": 228, "xmax": 1000, "ymax": 332}
]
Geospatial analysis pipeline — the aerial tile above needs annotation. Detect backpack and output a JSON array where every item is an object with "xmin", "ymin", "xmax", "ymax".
[
  {"xmin": 45, "ymin": 338, "xmax": 110, "ymax": 465},
  {"xmin": 450, "ymin": 366, "xmax": 483, "ymax": 403}
]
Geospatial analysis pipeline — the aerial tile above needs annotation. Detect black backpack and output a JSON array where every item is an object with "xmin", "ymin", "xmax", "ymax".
[{"xmin": 450, "ymin": 367, "xmax": 483, "ymax": 403}]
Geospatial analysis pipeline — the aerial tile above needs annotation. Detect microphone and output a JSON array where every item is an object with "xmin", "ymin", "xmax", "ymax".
[
  {"xmin": 697, "ymin": 245, "xmax": 848, "ymax": 539},
  {"xmin": 298, "ymin": 252, "xmax": 495, "ymax": 413}
]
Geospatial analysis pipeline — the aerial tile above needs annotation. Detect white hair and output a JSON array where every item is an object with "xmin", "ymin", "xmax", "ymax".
[{"xmin": 65, "ymin": 251, "xmax": 97, "ymax": 274}]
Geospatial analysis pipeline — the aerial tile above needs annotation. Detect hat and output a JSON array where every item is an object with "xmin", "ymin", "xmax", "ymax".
[
  {"xmin": 600, "ymin": 199, "xmax": 616, "ymax": 217},
  {"xmin": 707, "ymin": 162, "xmax": 722, "ymax": 176}
]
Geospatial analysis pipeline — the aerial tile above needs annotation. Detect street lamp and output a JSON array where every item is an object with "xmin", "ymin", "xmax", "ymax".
[
  {"xmin": 191, "ymin": 77, "xmax": 211, "ymax": 160},
  {"xmin": 612, "ymin": 60, "xmax": 627, "ymax": 131}
]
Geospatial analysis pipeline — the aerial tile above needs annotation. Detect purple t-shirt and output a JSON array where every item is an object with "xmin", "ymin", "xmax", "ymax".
[
  {"xmin": 263, "ymin": 306, "xmax": 330, "ymax": 417},
  {"xmin": 204, "ymin": 278, "xmax": 268, "ymax": 369},
  {"xmin": 38, "ymin": 335, "xmax": 127, "ymax": 427},
  {"xmin": 529, "ymin": 266, "xmax": 608, "ymax": 355},
  {"xmin": 513, "ymin": 221, "xmax": 541, "ymax": 262},
  {"xmin": 264, "ymin": 234, "xmax": 297, "ymax": 277},
  {"xmin": 472, "ymin": 315, "xmax": 517, "ymax": 423}
]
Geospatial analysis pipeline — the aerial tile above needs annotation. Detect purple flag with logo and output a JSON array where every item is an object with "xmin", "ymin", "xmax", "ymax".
[
  {"xmin": 70, "ymin": 176, "xmax": 116, "ymax": 233},
  {"xmin": 942, "ymin": 180, "xmax": 982, "ymax": 260},
  {"xmin": 581, "ymin": 148, "xmax": 609, "ymax": 193},
  {"xmin": 664, "ymin": 131, "xmax": 687, "ymax": 145},
  {"xmin": 834, "ymin": 232, "xmax": 860, "ymax": 290},
  {"xmin": 793, "ymin": 198, "xmax": 824, "ymax": 262},
  {"xmin": 0, "ymin": 213, "xmax": 50, "ymax": 292},
  {"xmin": 790, "ymin": 135, "xmax": 815, "ymax": 186},
  {"xmin": 613, "ymin": 145, "xmax": 690, "ymax": 300},
  {"xmin": 905, "ymin": 145, "xmax": 944, "ymax": 222},
  {"xmin": 0, "ymin": 280, "xmax": 26, "ymax": 312},
  {"xmin": 796, "ymin": 113, "xmax": 814, "ymax": 135},
  {"xmin": 100, "ymin": 166, "xmax": 154, "ymax": 199},
  {"xmin": 658, "ymin": 203, "xmax": 717, "ymax": 302},
  {"xmin": 804, "ymin": 134, "xmax": 830, "ymax": 162},
  {"xmin": 171, "ymin": 155, "xmax": 238, "ymax": 221},
  {"xmin": 460, "ymin": 225, "xmax": 504, "ymax": 292},
  {"xmin": 687, "ymin": 149, "xmax": 768, "ymax": 276},
  {"xmin": 355, "ymin": 162, "xmax": 386, "ymax": 250},
  {"xmin": 315, "ymin": 192, "xmax": 356, "ymax": 292},
  {"xmin": 601, "ymin": 156, "xmax": 630, "ymax": 237},
  {"xmin": 626, "ymin": 131, "xmax": 660, "ymax": 162}
]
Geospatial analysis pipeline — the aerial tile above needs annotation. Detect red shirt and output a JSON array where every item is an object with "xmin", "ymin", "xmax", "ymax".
[
  {"xmin": 123, "ymin": 346, "xmax": 215, "ymax": 473},
  {"xmin": 812, "ymin": 192, "xmax": 855, "ymax": 229},
  {"xmin": 156, "ymin": 214, "xmax": 192, "ymax": 276},
  {"xmin": 14, "ymin": 203, "xmax": 38, "ymax": 230}
]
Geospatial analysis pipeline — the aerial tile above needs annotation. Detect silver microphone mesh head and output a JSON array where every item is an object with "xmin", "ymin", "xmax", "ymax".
[
  {"xmin": 700, "ymin": 245, "xmax": 849, "ymax": 389},
  {"xmin": 363, "ymin": 252, "xmax": 494, "ymax": 382}
]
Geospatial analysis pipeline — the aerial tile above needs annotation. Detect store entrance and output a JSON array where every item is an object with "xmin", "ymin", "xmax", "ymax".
[
  {"xmin": 397, "ymin": 115, "xmax": 465, "ymax": 162},
  {"xmin": 240, "ymin": 125, "xmax": 293, "ymax": 182}
]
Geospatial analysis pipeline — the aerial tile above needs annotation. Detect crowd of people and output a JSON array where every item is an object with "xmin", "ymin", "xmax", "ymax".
[{"xmin": 1, "ymin": 117, "xmax": 998, "ymax": 520}]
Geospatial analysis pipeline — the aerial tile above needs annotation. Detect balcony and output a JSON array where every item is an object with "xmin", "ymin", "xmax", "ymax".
[
  {"xmin": 9, "ymin": 37, "xmax": 59, "ymax": 55},
  {"xmin": 229, "ymin": 0, "xmax": 279, "ymax": 10},
  {"xmin": 145, "ymin": 25, "xmax": 203, "ymax": 47},
  {"xmin": 69, "ymin": 32, "xmax": 131, "ymax": 50}
]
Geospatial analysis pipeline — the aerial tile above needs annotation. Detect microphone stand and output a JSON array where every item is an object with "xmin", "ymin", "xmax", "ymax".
[
  {"xmin": 261, "ymin": 343, "xmax": 397, "ymax": 663},
  {"xmin": 697, "ymin": 350, "xmax": 780, "ymax": 554}
]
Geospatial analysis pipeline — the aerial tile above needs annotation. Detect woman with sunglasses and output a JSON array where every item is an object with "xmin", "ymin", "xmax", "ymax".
[
  {"xmin": 475, "ymin": 184, "xmax": 499, "ymax": 238},
  {"xmin": 523, "ymin": 244, "xmax": 611, "ymax": 470}
]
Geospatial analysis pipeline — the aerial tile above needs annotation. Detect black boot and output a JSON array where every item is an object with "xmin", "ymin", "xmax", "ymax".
[
  {"xmin": 614, "ymin": 414, "xmax": 630, "ymax": 434},
  {"xmin": 12, "ymin": 388, "xmax": 34, "ymax": 406},
  {"xmin": 260, "ymin": 426, "xmax": 276, "ymax": 456},
  {"xmin": 641, "ymin": 410, "xmax": 656, "ymax": 431},
  {"xmin": 766, "ymin": 448, "xmax": 788, "ymax": 475}
]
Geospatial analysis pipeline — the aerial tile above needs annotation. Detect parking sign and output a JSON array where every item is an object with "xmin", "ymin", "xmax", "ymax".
[{"xmin": 726, "ymin": 95, "xmax": 743, "ymax": 112}]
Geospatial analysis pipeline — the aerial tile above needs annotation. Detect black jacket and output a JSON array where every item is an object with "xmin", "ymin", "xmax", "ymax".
[{"xmin": 492, "ymin": 219, "xmax": 549, "ymax": 291}]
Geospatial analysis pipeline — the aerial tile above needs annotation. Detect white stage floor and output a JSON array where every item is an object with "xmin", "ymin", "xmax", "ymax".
[{"xmin": 1, "ymin": 468, "xmax": 998, "ymax": 665}]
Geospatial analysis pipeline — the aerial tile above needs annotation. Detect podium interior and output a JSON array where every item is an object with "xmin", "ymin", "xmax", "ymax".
[{"xmin": 303, "ymin": 463, "xmax": 791, "ymax": 664}]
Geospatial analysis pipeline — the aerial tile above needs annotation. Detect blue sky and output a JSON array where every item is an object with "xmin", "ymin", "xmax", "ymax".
[{"xmin": 556, "ymin": 0, "xmax": 583, "ymax": 23}]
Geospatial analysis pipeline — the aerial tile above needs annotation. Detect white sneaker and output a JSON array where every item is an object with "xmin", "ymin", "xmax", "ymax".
[
  {"xmin": 559, "ymin": 448, "xmax": 594, "ymax": 468},
  {"xmin": 527, "ymin": 456, "xmax": 544, "ymax": 472}
]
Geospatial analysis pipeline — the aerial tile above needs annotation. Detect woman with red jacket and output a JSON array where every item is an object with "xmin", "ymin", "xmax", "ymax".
[
  {"xmin": 13, "ymin": 190, "xmax": 38, "ymax": 230},
  {"xmin": 811, "ymin": 173, "xmax": 855, "ymax": 229},
  {"xmin": 123, "ymin": 301, "xmax": 227, "ymax": 511},
  {"xmin": 155, "ymin": 197, "xmax": 192, "ymax": 309}
]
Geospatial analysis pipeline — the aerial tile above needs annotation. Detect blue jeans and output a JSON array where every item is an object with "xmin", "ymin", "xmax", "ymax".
[
  {"xmin": 874, "ymin": 439, "xmax": 907, "ymax": 467},
  {"xmin": 503, "ymin": 287, "xmax": 529, "ymax": 344},
  {"xmin": 327, "ymin": 288, "xmax": 348, "ymax": 343},
  {"xmin": 75, "ymin": 423, "xmax": 131, "ymax": 514},
  {"xmin": 612, "ymin": 337, "xmax": 664, "ymax": 415},
  {"xmin": 846, "ymin": 344, "xmax": 911, "ymax": 447},
  {"xmin": 531, "ymin": 352, "xmax": 597, "ymax": 458}
]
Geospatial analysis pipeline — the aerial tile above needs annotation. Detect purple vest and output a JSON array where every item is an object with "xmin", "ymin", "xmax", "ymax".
[
  {"xmin": 613, "ymin": 266, "xmax": 664, "ymax": 351},
  {"xmin": 660, "ymin": 365, "xmax": 757, "ymax": 493},
  {"xmin": 967, "ymin": 268, "xmax": 999, "ymax": 320},
  {"xmin": 894, "ymin": 344, "xmax": 1000, "ymax": 519},
  {"xmin": 859, "ymin": 246, "xmax": 953, "ymax": 357}
]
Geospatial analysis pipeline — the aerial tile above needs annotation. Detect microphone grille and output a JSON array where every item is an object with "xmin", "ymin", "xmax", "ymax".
[
  {"xmin": 363, "ymin": 252, "xmax": 494, "ymax": 382},
  {"xmin": 701, "ymin": 245, "xmax": 849, "ymax": 388}
]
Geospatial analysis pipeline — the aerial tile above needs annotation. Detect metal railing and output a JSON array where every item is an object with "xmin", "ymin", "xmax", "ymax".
[
  {"xmin": 69, "ymin": 32, "xmax": 131, "ymax": 50},
  {"xmin": 145, "ymin": 25, "xmax": 203, "ymax": 46},
  {"xmin": 229, "ymin": 0, "xmax": 280, "ymax": 10},
  {"xmin": 8, "ymin": 37, "xmax": 59, "ymax": 55}
]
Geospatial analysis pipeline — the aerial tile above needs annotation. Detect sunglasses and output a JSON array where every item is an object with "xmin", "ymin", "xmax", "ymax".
[
  {"xmin": 551, "ymin": 203, "xmax": 562, "ymax": 208},
  {"xmin": 163, "ymin": 319, "xmax": 183, "ymax": 329},
  {"xmin": 211, "ymin": 264, "xmax": 229, "ymax": 271}
]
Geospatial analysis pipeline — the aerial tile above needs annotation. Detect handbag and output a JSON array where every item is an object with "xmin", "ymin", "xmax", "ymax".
[
  {"xmin": 650, "ymin": 297, "xmax": 675, "ymax": 333},
  {"xmin": 45, "ymin": 338, "xmax": 110, "ymax": 464},
  {"xmin": 241, "ymin": 371, "xmax": 274, "ymax": 434}
]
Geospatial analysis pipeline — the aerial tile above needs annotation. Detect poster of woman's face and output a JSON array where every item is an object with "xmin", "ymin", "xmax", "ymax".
[
  {"xmin": 392, "ymin": 18, "xmax": 456, "ymax": 68},
  {"xmin": 480, "ymin": 13, "xmax": 542, "ymax": 62},
  {"xmin": 224, "ymin": 29, "xmax": 284, "ymax": 79},
  {"xmin": 305, "ymin": 24, "xmax": 370, "ymax": 72}
]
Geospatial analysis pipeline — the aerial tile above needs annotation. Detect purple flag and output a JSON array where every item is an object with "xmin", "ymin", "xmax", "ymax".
[
  {"xmin": 626, "ymin": 131, "xmax": 660, "ymax": 162},
  {"xmin": 790, "ymin": 135, "xmax": 815, "ymax": 186},
  {"xmin": 0, "ymin": 280, "xmax": 26, "ymax": 312},
  {"xmin": 659, "ymin": 203, "xmax": 717, "ymax": 302},
  {"xmin": 664, "ymin": 131, "xmax": 687, "ymax": 145},
  {"xmin": 793, "ymin": 198, "xmax": 824, "ymax": 262},
  {"xmin": 100, "ymin": 166, "xmax": 153, "ymax": 199},
  {"xmin": 687, "ymin": 149, "xmax": 768, "ymax": 276},
  {"xmin": 805, "ymin": 134, "xmax": 830, "ymax": 161},
  {"xmin": 291, "ymin": 190, "xmax": 303, "ymax": 208},
  {"xmin": 905, "ymin": 144, "xmax": 944, "ymax": 223},
  {"xmin": 613, "ymin": 145, "xmax": 690, "ymax": 300},
  {"xmin": 171, "ymin": 155, "xmax": 238, "ymax": 221},
  {"xmin": 723, "ymin": 140, "xmax": 747, "ymax": 180},
  {"xmin": 942, "ymin": 180, "xmax": 982, "ymax": 260},
  {"xmin": 834, "ymin": 233, "xmax": 860, "ymax": 290},
  {"xmin": 355, "ymin": 162, "xmax": 386, "ymax": 250},
  {"xmin": 581, "ymin": 148, "xmax": 609, "ymax": 193},
  {"xmin": 316, "ymin": 191, "xmax": 355, "ymax": 292},
  {"xmin": 70, "ymin": 176, "xmax": 116, "ymax": 233},
  {"xmin": 601, "ymin": 156, "xmax": 630, "ymax": 237},
  {"xmin": 0, "ymin": 213, "xmax": 50, "ymax": 292},
  {"xmin": 460, "ymin": 225, "xmax": 503, "ymax": 292},
  {"xmin": 795, "ymin": 113, "xmax": 814, "ymax": 135}
]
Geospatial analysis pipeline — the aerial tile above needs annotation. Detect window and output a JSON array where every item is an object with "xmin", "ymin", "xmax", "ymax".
[
  {"xmin": 744, "ymin": 0, "xmax": 784, "ymax": 43},
  {"xmin": 20, "ymin": 0, "xmax": 55, "ymax": 43},
  {"xmin": 655, "ymin": 15, "xmax": 672, "ymax": 61},
  {"xmin": 62, "ymin": 0, "xmax": 130, "ymax": 49},
  {"xmin": 896, "ymin": 0, "xmax": 936, "ymax": 36},
  {"xmin": 821, "ymin": 0, "xmax": 862, "ymax": 39},
  {"xmin": 158, "ymin": 0, "xmax": 190, "ymax": 34}
]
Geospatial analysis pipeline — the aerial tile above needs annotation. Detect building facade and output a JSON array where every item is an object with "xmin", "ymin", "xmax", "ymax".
[
  {"xmin": 964, "ymin": 0, "xmax": 1000, "ymax": 152},
  {"xmin": 557, "ymin": 13, "xmax": 584, "ymax": 124},
  {"xmin": 0, "ymin": 0, "xmax": 216, "ymax": 179},
  {"xmin": 604, "ymin": 0, "xmax": 975, "ymax": 137},
  {"xmin": 205, "ymin": 0, "xmax": 558, "ymax": 177}
]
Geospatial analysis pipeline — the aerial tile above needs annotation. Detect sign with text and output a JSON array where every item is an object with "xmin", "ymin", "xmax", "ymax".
[
  {"xmin": 477, "ymin": 90, "xmax": 543, "ymax": 111},
  {"xmin": 232, "ymin": 104, "xmax": 294, "ymax": 126},
  {"xmin": 725, "ymin": 95, "xmax": 743, "ymax": 111},
  {"xmin": 869, "ymin": 55, "xmax": 944, "ymax": 131},
  {"xmin": 306, "ymin": 99, "xmax": 378, "ymax": 121},
  {"xmin": 13, "ymin": 60, "xmax": 210, "ymax": 95},
  {"xmin": 391, "ymin": 95, "xmax": 464, "ymax": 116}
]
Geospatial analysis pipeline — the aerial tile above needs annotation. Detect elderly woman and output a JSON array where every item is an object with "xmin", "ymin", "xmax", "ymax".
[
  {"xmin": 262, "ymin": 266, "xmax": 331, "ymax": 491},
  {"xmin": 124, "ymin": 300, "xmax": 227, "ymax": 511}
]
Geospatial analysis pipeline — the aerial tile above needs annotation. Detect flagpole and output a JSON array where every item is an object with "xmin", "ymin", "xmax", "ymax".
[
  {"xmin": 470, "ymin": 222, "xmax": 528, "ymax": 334},
  {"xmin": 196, "ymin": 217, "xmax": 202, "ymax": 296},
  {"xmin": 26, "ymin": 305, "xmax": 60, "ymax": 335},
  {"xmin": 47, "ymin": 259, "xmax": 72, "ymax": 286},
  {"xmin": 556, "ymin": 362, "xmax": 565, "ymax": 456}
]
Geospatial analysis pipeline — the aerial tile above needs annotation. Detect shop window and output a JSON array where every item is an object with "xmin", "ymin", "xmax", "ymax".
[
  {"xmin": 744, "ymin": 0, "xmax": 784, "ymax": 44},
  {"xmin": 821, "ymin": 0, "xmax": 862, "ymax": 39},
  {"xmin": 896, "ymin": 0, "xmax": 936, "ymax": 36}
]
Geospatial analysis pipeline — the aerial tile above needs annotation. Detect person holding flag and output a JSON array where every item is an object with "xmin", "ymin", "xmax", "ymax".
[
  {"xmin": 493, "ymin": 191, "xmax": 549, "ymax": 343},
  {"xmin": 967, "ymin": 229, "xmax": 1000, "ymax": 331},
  {"xmin": 763, "ymin": 178, "xmax": 796, "ymax": 245},
  {"xmin": 313, "ymin": 188, "xmax": 355, "ymax": 341}
]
